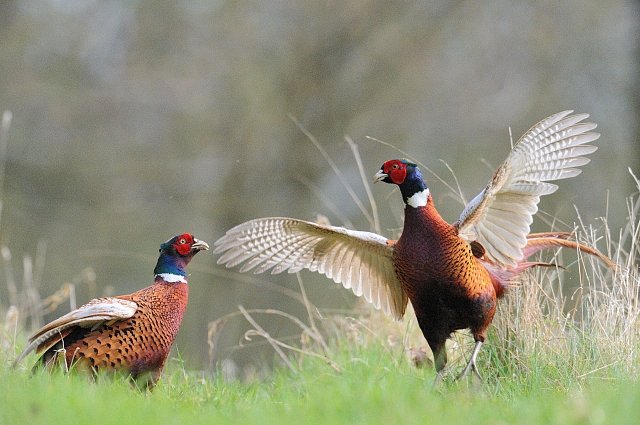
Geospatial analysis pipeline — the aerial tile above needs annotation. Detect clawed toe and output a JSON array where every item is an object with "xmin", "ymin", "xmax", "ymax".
[{"xmin": 456, "ymin": 340, "xmax": 484, "ymax": 382}]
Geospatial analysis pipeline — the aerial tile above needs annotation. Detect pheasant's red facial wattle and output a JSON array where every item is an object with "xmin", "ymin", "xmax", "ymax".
[
  {"xmin": 174, "ymin": 233, "xmax": 195, "ymax": 256},
  {"xmin": 383, "ymin": 160, "xmax": 407, "ymax": 185}
]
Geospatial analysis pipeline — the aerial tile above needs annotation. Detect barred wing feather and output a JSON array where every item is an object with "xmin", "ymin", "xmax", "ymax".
[
  {"xmin": 456, "ymin": 111, "xmax": 599, "ymax": 267},
  {"xmin": 14, "ymin": 298, "xmax": 138, "ymax": 364},
  {"xmin": 215, "ymin": 217, "xmax": 408, "ymax": 320}
]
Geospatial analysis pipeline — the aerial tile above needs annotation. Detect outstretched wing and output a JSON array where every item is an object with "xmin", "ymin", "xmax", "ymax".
[
  {"xmin": 456, "ymin": 111, "xmax": 599, "ymax": 267},
  {"xmin": 214, "ymin": 217, "xmax": 408, "ymax": 320},
  {"xmin": 14, "ymin": 297, "xmax": 138, "ymax": 365}
]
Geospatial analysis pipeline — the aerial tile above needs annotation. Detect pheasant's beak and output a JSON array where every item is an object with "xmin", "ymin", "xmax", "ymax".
[
  {"xmin": 373, "ymin": 169, "xmax": 388, "ymax": 183},
  {"xmin": 191, "ymin": 239, "xmax": 210, "ymax": 252}
]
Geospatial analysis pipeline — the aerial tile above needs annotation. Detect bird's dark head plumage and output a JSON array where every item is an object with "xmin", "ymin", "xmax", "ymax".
[
  {"xmin": 154, "ymin": 233, "xmax": 209, "ymax": 280},
  {"xmin": 374, "ymin": 159, "xmax": 428, "ymax": 207}
]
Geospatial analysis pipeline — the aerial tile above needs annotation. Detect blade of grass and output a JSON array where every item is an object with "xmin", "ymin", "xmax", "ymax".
[
  {"xmin": 345, "ymin": 136, "xmax": 381, "ymax": 234},
  {"xmin": 289, "ymin": 114, "xmax": 375, "ymax": 228}
]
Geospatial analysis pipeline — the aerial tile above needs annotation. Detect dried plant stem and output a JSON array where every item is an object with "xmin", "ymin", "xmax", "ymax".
[
  {"xmin": 208, "ymin": 306, "xmax": 333, "ymax": 369},
  {"xmin": 289, "ymin": 114, "xmax": 375, "ymax": 228},
  {"xmin": 1, "ymin": 246, "xmax": 17, "ymax": 307},
  {"xmin": 23, "ymin": 255, "xmax": 42, "ymax": 329},
  {"xmin": 345, "ymin": 136, "xmax": 381, "ymax": 234},
  {"xmin": 0, "ymin": 110, "xmax": 12, "ymax": 237},
  {"xmin": 238, "ymin": 305, "xmax": 298, "ymax": 373},
  {"xmin": 295, "ymin": 273, "xmax": 330, "ymax": 355}
]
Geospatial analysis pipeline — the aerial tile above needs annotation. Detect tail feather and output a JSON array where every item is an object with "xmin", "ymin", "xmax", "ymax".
[
  {"xmin": 523, "ymin": 233, "xmax": 616, "ymax": 270},
  {"xmin": 485, "ymin": 232, "xmax": 615, "ymax": 298}
]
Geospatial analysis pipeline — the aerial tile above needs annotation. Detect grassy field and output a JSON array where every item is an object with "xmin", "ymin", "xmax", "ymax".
[
  {"xmin": 2, "ymin": 276, "xmax": 640, "ymax": 424},
  {"xmin": 2, "ymin": 339, "xmax": 640, "ymax": 425}
]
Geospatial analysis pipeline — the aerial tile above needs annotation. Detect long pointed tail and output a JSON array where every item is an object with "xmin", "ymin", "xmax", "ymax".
[
  {"xmin": 523, "ymin": 232, "xmax": 616, "ymax": 269},
  {"xmin": 487, "ymin": 232, "xmax": 615, "ymax": 298}
]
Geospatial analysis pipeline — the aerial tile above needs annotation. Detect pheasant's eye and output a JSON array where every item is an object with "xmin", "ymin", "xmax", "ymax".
[
  {"xmin": 392, "ymin": 163, "xmax": 399, "ymax": 170},
  {"xmin": 179, "ymin": 238, "xmax": 187, "ymax": 245}
]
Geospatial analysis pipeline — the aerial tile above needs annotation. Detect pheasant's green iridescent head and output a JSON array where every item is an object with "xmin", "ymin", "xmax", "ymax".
[
  {"xmin": 374, "ymin": 159, "xmax": 429, "ymax": 208},
  {"xmin": 154, "ymin": 233, "xmax": 209, "ymax": 279}
]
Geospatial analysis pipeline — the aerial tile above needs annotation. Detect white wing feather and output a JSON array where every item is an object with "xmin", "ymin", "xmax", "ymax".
[
  {"xmin": 214, "ymin": 217, "xmax": 408, "ymax": 320},
  {"xmin": 456, "ymin": 111, "xmax": 599, "ymax": 267}
]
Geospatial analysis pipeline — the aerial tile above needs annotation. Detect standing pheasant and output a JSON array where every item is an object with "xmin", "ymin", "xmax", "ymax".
[
  {"xmin": 14, "ymin": 233, "xmax": 209, "ymax": 387},
  {"xmin": 214, "ymin": 111, "xmax": 614, "ymax": 384}
]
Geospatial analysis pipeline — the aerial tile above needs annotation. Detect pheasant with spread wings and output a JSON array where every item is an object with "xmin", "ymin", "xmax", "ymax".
[{"xmin": 215, "ymin": 111, "xmax": 614, "ymax": 384}]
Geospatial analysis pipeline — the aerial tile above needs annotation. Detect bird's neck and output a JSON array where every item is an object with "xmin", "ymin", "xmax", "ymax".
[
  {"xmin": 398, "ymin": 169, "xmax": 449, "ymax": 237},
  {"xmin": 153, "ymin": 253, "xmax": 188, "ymax": 283},
  {"xmin": 404, "ymin": 188, "xmax": 429, "ymax": 208},
  {"xmin": 399, "ymin": 169, "xmax": 429, "ymax": 208},
  {"xmin": 154, "ymin": 273, "xmax": 187, "ymax": 284},
  {"xmin": 403, "ymin": 194, "xmax": 454, "ymax": 239},
  {"xmin": 395, "ymin": 194, "xmax": 459, "ymax": 284}
]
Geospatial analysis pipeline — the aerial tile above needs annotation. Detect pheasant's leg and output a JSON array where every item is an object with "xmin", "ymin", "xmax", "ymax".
[
  {"xmin": 456, "ymin": 340, "xmax": 483, "ymax": 381},
  {"xmin": 418, "ymin": 316, "xmax": 449, "ymax": 388},
  {"xmin": 429, "ymin": 340, "xmax": 447, "ymax": 389}
]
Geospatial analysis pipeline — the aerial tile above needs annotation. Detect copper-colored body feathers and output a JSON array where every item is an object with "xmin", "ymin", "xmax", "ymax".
[{"xmin": 37, "ymin": 282, "xmax": 188, "ymax": 386}]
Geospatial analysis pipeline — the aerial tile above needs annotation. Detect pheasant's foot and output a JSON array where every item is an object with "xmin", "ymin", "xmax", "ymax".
[{"xmin": 456, "ymin": 340, "xmax": 483, "ymax": 381}]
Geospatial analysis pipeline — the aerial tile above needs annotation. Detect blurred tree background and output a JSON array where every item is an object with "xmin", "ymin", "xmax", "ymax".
[{"xmin": 0, "ymin": 1, "xmax": 637, "ymax": 374}]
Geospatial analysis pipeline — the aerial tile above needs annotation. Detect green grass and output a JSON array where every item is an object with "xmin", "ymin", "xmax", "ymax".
[{"xmin": 2, "ymin": 342, "xmax": 640, "ymax": 425}]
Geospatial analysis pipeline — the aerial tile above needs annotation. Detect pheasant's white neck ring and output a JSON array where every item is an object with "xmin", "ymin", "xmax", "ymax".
[
  {"xmin": 406, "ymin": 188, "xmax": 429, "ymax": 208},
  {"xmin": 156, "ymin": 273, "xmax": 187, "ymax": 283}
]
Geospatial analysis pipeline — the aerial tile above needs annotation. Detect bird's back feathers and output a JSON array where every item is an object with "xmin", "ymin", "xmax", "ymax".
[{"xmin": 14, "ymin": 298, "xmax": 138, "ymax": 366}]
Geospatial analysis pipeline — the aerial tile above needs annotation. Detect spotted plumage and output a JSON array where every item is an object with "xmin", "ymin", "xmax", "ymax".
[
  {"xmin": 14, "ymin": 233, "xmax": 209, "ymax": 387},
  {"xmin": 214, "ymin": 111, "xmax": 615, "ymax": 384}
]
